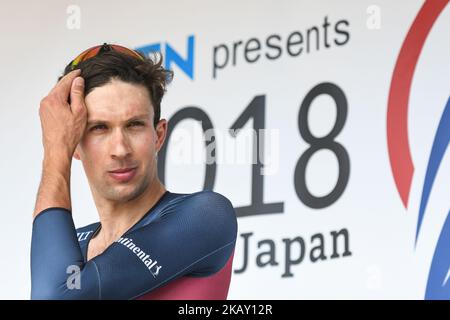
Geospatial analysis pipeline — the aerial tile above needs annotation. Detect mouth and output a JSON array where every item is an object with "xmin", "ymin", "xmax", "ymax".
[{"xmin": 108, "ymin": 167, "xmax": 137, "ymax": 183}]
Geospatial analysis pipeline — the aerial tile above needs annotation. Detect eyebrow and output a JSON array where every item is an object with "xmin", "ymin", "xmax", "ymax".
[{"xmin": 87, "ymin": 113, "xmax": 151, "ymax": 126}]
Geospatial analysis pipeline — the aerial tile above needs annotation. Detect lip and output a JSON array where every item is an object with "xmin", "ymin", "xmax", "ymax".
[{"xmin": 108, "ymin": 167, "xmax": 137, "ymax": 183}]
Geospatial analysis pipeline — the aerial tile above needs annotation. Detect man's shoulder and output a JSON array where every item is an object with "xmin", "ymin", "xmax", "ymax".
[
  {"xmin": 169, "ymin": 190, "xmax": 237, "ymax": 231},
  {"xmin": 174, "ymin": 190, "xmax": 233, "ymax": 207},
  {"xmin": 172, "ymin": 191, "xmax": 237, "ymax": 275},
  {"xmin": 168, "ymin": 190, "xmax": 235, "ymax": 217}
]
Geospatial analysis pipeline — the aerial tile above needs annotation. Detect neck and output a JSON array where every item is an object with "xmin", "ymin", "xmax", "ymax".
[{"xmin": 92, "ymin": 178, "xmax": 166, "ymax": 245}]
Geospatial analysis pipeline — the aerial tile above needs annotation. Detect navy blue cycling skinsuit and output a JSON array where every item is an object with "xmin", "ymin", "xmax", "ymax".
[{"xmin": 31, "ymin": 190, "xmax": 238, "ymax": 299}]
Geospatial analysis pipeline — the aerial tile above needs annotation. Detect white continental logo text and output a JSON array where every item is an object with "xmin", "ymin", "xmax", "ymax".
[{"xmin": 116, "ymin": 237, "xmax": 162, "ymax": 277}]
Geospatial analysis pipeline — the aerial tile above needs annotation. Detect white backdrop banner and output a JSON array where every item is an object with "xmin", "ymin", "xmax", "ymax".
[{"xmin": 0, "ymin": 0, "xmax": 448, "ymax": 299}]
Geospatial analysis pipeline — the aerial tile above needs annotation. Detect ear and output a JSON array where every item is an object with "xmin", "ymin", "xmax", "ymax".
[{"xmin": 155, "ymin": 119, "xmax": 167, "ymax": 153}]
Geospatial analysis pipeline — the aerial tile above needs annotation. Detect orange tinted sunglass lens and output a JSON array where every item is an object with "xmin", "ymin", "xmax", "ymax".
[
  {"xmin": 70, "ymin": 45, "xmax": 101, "ymax": 68},
  {"xmin": 110, "ymin": 45, "xmax": 143, "ymax": 60},
  {"xmin": 70, "ymin": 44, "xmax": 143, "ymax": 70},
  {"xmin": 81, "ymin": 46, "xmax": 102, "ymax": 60}
]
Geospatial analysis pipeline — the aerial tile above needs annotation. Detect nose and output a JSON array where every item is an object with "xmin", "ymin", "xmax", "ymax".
[{"xmin": 110, "ymin": 128, "xmax": 132, "ymax": 159}]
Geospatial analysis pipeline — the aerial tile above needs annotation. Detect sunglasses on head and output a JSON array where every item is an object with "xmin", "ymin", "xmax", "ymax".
[{"xmin": 67, "ymin": 43, "xmax": 144, "ymax": 71}]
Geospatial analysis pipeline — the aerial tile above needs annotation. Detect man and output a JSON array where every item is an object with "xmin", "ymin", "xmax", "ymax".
[{"xmin": 31, "ymin": 44, "xmax": 238, "ymax": 300}]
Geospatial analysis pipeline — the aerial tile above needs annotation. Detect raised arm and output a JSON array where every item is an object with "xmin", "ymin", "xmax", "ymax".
[{"xmin": 33, "ymin": 69, "xmax": 87, "ymax": 218}]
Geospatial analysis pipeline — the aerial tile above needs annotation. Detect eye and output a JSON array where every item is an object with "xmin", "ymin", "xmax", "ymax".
[
  {"xmin": 128, "ymin": 121, "xmax": 145, "ymax": 128},
  {"xmin": 90, "ymin": 124, "xmax": 107, "ymax": 131}
]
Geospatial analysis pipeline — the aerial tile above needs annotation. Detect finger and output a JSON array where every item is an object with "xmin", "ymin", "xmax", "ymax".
[
  {"xmin": 70, "ymin": 76, "xmax": 87, "ymax": 115},
  {"xmin": 50, "ymin": 69, "xmax": 81, "ymax": 102}
]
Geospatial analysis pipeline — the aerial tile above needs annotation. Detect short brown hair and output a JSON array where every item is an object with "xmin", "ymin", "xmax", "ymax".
[{"xmin": 61, "ymin": 49, "xmax": 173, "ymax": 126}]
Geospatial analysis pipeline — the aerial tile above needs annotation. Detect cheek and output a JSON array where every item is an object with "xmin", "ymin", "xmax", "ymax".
[
  {"xmin": 79, "ymin": 137, "xmax": 106, "ymax": 169},
  {"xmin": 133, "ymin": 132, "xmax": 156, "ymax": 158}
]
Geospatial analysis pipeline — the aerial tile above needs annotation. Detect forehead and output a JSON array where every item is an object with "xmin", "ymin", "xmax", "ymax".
[{"xmin": 85, "ymin": 79, "xmax": 153, "ymax": 121}]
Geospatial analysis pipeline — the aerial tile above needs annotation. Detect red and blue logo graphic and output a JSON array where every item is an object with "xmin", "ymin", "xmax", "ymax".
[{"xmin": 387, "ymin": 0, "xmax": 449, "ymax": 299}]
